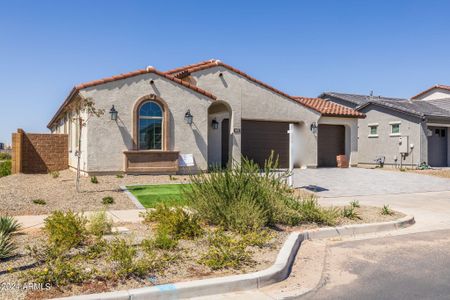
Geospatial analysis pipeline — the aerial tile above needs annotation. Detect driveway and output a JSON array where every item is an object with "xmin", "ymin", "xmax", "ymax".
[
  {"xmin": 299, "ymin": 230, "xmax": 450, "ymax": 300},
  {"xmin": 294, "ymin": 168, "xmax": 450, "ymax": 197}
]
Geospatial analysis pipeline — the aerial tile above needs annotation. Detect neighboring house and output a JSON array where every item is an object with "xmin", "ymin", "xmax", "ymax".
[
  {"xmin": 47, "ymin": 59, "xmax": 364, "ymax": 175},
  {"xmin": 320, "ymin": 86, "xmax": 450, "ymax": 167}
]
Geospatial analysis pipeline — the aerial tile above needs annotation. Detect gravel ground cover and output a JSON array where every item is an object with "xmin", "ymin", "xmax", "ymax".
[
  {"xmin": 0, "ymin": 170, "xmax": 190, "ymax": 216},
  {"xmin": 0, "ymin": 205, "xmax": 405, "ymax": 300}
]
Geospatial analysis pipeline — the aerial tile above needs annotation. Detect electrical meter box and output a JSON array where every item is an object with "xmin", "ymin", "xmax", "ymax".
[{"xmin": 398, "ymin": 136, "xmax": 409, "ymax": 154}]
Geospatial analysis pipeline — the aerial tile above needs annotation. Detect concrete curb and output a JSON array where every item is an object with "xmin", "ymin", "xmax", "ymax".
[
  {"xmin": 57, "ymin": 215, "xmax": 415, "ymax": 300},
  {"xmin": 119, "ymin": 185, "xmax": 145, "ymax": 209}
]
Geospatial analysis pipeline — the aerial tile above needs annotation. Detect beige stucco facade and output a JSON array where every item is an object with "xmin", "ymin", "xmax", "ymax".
[{"xmin": 49, "ymin": 64, "xmax": 362, "ymax": 174}]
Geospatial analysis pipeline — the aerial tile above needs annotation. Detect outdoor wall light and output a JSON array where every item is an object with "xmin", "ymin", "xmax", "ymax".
[
  {"xmin": 109, "ymin": 105, "xmax": 118, "ymax": 121},
  {"xmin": 310, "ymin": 122, "xmax": 318, "ymax": 135},
  {"xmin": 184, "ymin": 109, "xmax": 193, "ymax": 125},
  {"xmin": 212, "ymin": 118, "xmax": 219, "ymax": 129}
]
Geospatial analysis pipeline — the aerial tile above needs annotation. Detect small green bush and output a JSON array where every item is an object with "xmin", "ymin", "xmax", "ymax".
[
  {"xmin": 0, "ymin": 152, "xmax": 11, "ymax": 160},
  {"xmin": 102, "ymin": 196, "xmax": 114, "ymax": 205},
  {"xmin": 241, "ymin": 230, "xmax": 273, "ymax": 248},
  {"xmin": 87, "ymin": 210, "xmax": 113, "ymax": 238},
  {"xmin": 44, "ymin": 211, "xmax": 87, "ymax": 254},
  {"xmin": 199, "ymin": 231, "xmax": 253, "ymax": 270},
  {"xmin": 116, "ymin": 174, "xmax": 124, "ymax": 178},
  {"xmin": 32, "ymin": 199, "xmax": 47, "ymax": 205},
  {"xmin": 0, "ymin": 231, "xmax": 16, "ymax": 260},
  {"xmin": 26, "ymin": 258, "xmax": 89, "ymax": 286},
  {"xmin": 50, "ymin": 171, "xmax": 60, "ymax": 179},
  {"xmin": 0, "ymin": 160, "xmax": 11, "ymax": 177},
  {"xmin": 288, "ymin": 196, "xmax": 340, "ymax": 226},
  {"xmin": 142, "ymin": 204, "xmax": 203, "ymax": 240},
  {"xmin": 109, "ymin": 238, "xmax": 136, "ymax": 276},
  {"xmin": 342, "ymin": 206, "xmax": 361, "ymax": 220},
  {"xmin": 85, "ymin": 239, "xmax": 108, "ymax": 260},
  {"xmin": 350, "ymin": 200, "xmax": 360, "ymax": 208},
  {"xmin": 142, "ymin": 227, "xmax": 178, "ymax": 251},
  {"xmin": 91, "ymin": 176, "xmax": 99, "ymax": 184},
  {"xmin": 0, "ymin": 216, "xmax": 21, "ymax": 235},
  {"xmin": 381, "ymin": 205, "xmax": 394, "ymax": 215}
]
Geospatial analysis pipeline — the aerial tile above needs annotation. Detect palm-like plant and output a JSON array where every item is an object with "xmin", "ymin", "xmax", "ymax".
[
  {"xmin": 0, "ymin": 216, "xmax": 21, "ymax": 235},
  {"xmin": 0, "ymin": 231, "xmax": 16, "ymax": 259}
]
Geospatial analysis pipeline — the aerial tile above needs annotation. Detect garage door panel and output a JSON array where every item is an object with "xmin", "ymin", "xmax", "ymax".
[
  {"xmin": 318, "ymin": 124, "xmax": 345, "ymax": 167},
  {"xmin": 242, "ymin": 120, "xmax": 289, "ymax": 168}
]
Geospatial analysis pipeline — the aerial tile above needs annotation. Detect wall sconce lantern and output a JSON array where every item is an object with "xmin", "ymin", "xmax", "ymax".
[
  {"xmin": 310, "ymin": 122, "xmax": 318, "ymax": 135},
  {"xmin": 211, "ymin": 118, "xmax": 219, "ymax": 129},
  {"xmin": 109, "ymin": 105, "xmax": 118, "ymax": 121},
  {"xmin": 184, "ymin": 109, "xmax": 193, "ymax": 125}
]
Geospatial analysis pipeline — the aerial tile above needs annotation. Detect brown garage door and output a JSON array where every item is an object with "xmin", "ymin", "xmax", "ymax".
[
  {"xmin": 318, "ymin": 124, "xmax": 345, "ymax": 167},
  {"xmin": 242, "ymin": 120, "xmax": 289, "ymax": 168}
]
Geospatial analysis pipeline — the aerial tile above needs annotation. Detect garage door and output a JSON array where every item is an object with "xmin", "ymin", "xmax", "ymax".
[
  {"xmin": 242, "ymin": 120, "xmax": 289, "ymax": 168},
  {"xmin": 318, "ymin": 124, "xmax": 345, "ymax": 167}
]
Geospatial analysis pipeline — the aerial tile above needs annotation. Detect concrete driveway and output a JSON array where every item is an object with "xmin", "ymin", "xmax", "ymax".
[{"xmin": 294, "ymin": 168, "xmax": 450, "ymax": 197}]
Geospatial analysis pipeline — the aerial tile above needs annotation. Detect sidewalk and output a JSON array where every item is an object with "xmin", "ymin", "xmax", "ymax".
[{"xmin": 16, "ymin": 209, "xmax": 145, "ymax": 231}]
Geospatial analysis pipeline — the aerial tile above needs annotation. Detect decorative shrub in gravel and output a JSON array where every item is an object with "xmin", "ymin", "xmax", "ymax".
[
  {"xmin": 185, "ymin": 154, "xmax": 339, "ymax": 233},
  {"xmin": 0, "ymin": 216, "xmax": 20, "ymax": 260},
  {"xmin": 44, "ymin": 211, "xmax": 87, "ymax": 255},
  {"xmin": 90, "ymin": 176, "xmax": 99, "ymax": 184},
  {"xmin": 0, "ymin": 160, "xmax": 11, "ymax": 177},
  {"xmin": 102, "ymin": 196, "xmax": 114, "ymax": 205},
  {"xmin": 50, "ymin": 171, "xmax": 60, "ymax": 179},
  {"xmin": 32, "ymin": 199, "xmax": 47, "ymax": 205},
  {"xmin": 87, "ymin": 210, "xmax": 112, "ymax": 238}
]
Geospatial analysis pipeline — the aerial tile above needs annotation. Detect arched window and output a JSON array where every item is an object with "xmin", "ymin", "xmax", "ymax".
[{"xmin": 138, "ymin": 101, "xmax": 163, "ymax": 150}]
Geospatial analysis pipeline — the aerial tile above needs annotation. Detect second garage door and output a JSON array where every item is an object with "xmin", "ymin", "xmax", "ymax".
[
  {"xmin": 241, "ymin": 120, "xmax": 289, "ymax": 168},
  {"xmin": 318, "ymin": 124, "xmax": 345, "ymax": 167}
]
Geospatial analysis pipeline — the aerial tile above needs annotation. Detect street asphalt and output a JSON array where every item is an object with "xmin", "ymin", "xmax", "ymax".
[{"xmin": 298, "ymin": 229, "xmax": 450, "ymax": 300}]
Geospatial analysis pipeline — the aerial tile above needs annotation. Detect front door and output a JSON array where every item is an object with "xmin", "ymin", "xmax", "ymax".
[
  {"xmin": 221, "ymin": 119, "xmax": 230, "ymax": 168},
  {"xmin": 428, "ymin": 126, "xmax": 448, "ymax": 167}
]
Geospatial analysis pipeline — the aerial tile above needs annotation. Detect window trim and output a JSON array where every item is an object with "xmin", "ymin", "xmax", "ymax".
[
  {"xmin": 368, "ymin": 123, "xmax": 379, "ymax": 138},
  {"xmin": 389, "ymin": 121, "xmax": 401, "ymax": 136},
  {"xmin": 132, "ymin": 94, "xmax": 169, "ymax": 151},
  {"xmin": 138, "ymin": 101, "xmax": 164, "ymax": 150}
]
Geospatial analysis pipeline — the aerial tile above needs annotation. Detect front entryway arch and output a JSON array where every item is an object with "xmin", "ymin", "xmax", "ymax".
[{"xmin": 207, "ymin": 101, "xmax": 232, "ymax": 168}]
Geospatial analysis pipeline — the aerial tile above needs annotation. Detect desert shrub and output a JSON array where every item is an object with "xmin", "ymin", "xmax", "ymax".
[
  {"xmin": 350, "ymin": 200, "xmax": 360, "ymax": 208},
  {"xmin": 85, "ymin": 239, "xmax": 108, "ymax": 260},
  {"xmin": 199, "ymin": 230, "xmax": 253, "ymax": 270},
  {"xmin": 287, "ymin": 195, "xmax": 340, "ymax": 226},
  {"xmin": 109, "ymin": 238, "xmax": 136, "ymax": 276},
  {"xmin": 0, "ymin": 152, "xmax": 11, "ymax": 160},
  {"xmin": 116, "ymin": 174, "xmax": 124, "ymax": 178},
  {"xmin": 32, "ymin": 199, "xmax": 46, "ymax": 205},
  {"xmin": 90, "ymin": 176, "xmax": 99, "ymax": 184},
  {"xmin": 142, "ymin": 204, "xmax": 203, "ymax": 240},
  {"xmin": 185, "ymin": 154, "xmax": 296, "ymax": 232},
  {"xmin": 0, "ymin": 231, "xmax": 16, "ymax": 260},
  {"xmin": 26, "ymin": 258, "xmax": 89, "ymax": 286},
  {"xmin": 44, "ymin": 211, "xmax": 87, "ymax": 254},
  {"xmin": 141, "ymin": 227, "xmax": 178, "ymax": 251},
  {"xmin": 0, "ymin": 160, "xmax": 11, "ymax": 177},
  {"xmin": 342, "ymin": 206, "xmax": 361, "ymax": 220},
  {"xmin": 381, "ymin": 205, "xmax": 394, "ymax": 215},
  {"xmin": 241, "ymin": 230, "xmax": 273, "ymax": 248},
  {"xmin": 0, "ymin": 216, "xmax": 21, "ymax": 235},
  {"xmin": 87, "ymin": 210, "xmax": 113, "ymax": 238},
  {"xmin": 102, "ymin": 196, "xmax": 114, "ymax": 205},
  {"xmin": 50, "ymin": 171, "xmax": 60, "ymax": 179}
]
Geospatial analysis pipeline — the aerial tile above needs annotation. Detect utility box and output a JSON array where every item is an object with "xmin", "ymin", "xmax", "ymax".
[{"xmin": 398, "ymin": 136, "xmax": 409, "ymax": 154}]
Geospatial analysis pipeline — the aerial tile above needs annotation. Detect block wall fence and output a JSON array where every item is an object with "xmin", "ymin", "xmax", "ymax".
[{"xmin": 12, "ymin": 129, "xmax": 68, "ymax": 174}]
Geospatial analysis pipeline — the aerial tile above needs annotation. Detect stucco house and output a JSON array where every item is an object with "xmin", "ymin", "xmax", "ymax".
[
  {"xmin": 47, "ymin": 60, "xmax": 364, "ymax": 175},
  {"xmin": 320, "ymin": 85, "xmax": 450, "ymax": 168}
]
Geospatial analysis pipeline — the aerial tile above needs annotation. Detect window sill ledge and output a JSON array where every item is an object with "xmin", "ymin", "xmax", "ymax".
[
  {"xmin": 389, "ymin": 133, "xmax": 401, "ymax": 137},
  {"xmin": 368, "ymin": 135, "xmax": 379, "ymax": 138}
]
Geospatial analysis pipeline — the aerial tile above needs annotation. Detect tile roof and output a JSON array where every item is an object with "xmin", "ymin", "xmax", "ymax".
[
  {"xmin": 292, "ymin": 97, "xmax": 366, "ymax": 118},
  {"xmin": 320, "ymin": 92, "xmax": 407, "ymax": 105},
  {"xmin": 411, "ymin": 84, "xmax": 450, "ymax": 99},
  {"xmin": 47, "ymin": 67, "xmax": 217, "ymax": 128},
  {"xmin": 165, "ymin": 59, "xmax": 299, "ymax": 102}
]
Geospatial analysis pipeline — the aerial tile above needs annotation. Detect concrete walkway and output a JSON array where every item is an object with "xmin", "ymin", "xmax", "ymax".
[{"xmin": 16, "ymin": 209, "xmax": 144, "ymax": 230}]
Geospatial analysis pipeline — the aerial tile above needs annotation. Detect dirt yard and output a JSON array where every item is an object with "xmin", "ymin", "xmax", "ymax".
[{"xmin": 0, "ymin": 170, "xmax": 190, "ymax": 216}]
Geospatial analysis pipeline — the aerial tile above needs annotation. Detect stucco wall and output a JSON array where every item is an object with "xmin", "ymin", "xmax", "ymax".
[
  {"xmin": 78, "ymin": 73, "xmax": 212, "ymax": 173},
  {"xmin": 414, "ymin": 89, "xmax": 450, "ymax": 101},
  {"xmin": 190, "ymin": 67, "xmax": 321, "ymax": 168},
  {"xmin": 358, "ymin": 105, "xmax": 423, "ymax": 166},
  {"xmin": 318, "ymin": 116, "xmax": 359, "ymax": 166}
]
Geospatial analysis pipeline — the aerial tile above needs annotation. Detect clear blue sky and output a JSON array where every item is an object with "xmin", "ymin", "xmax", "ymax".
[{"xmin": 1, "ymin": 0, "xmax": 450, "ymax": 144}]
